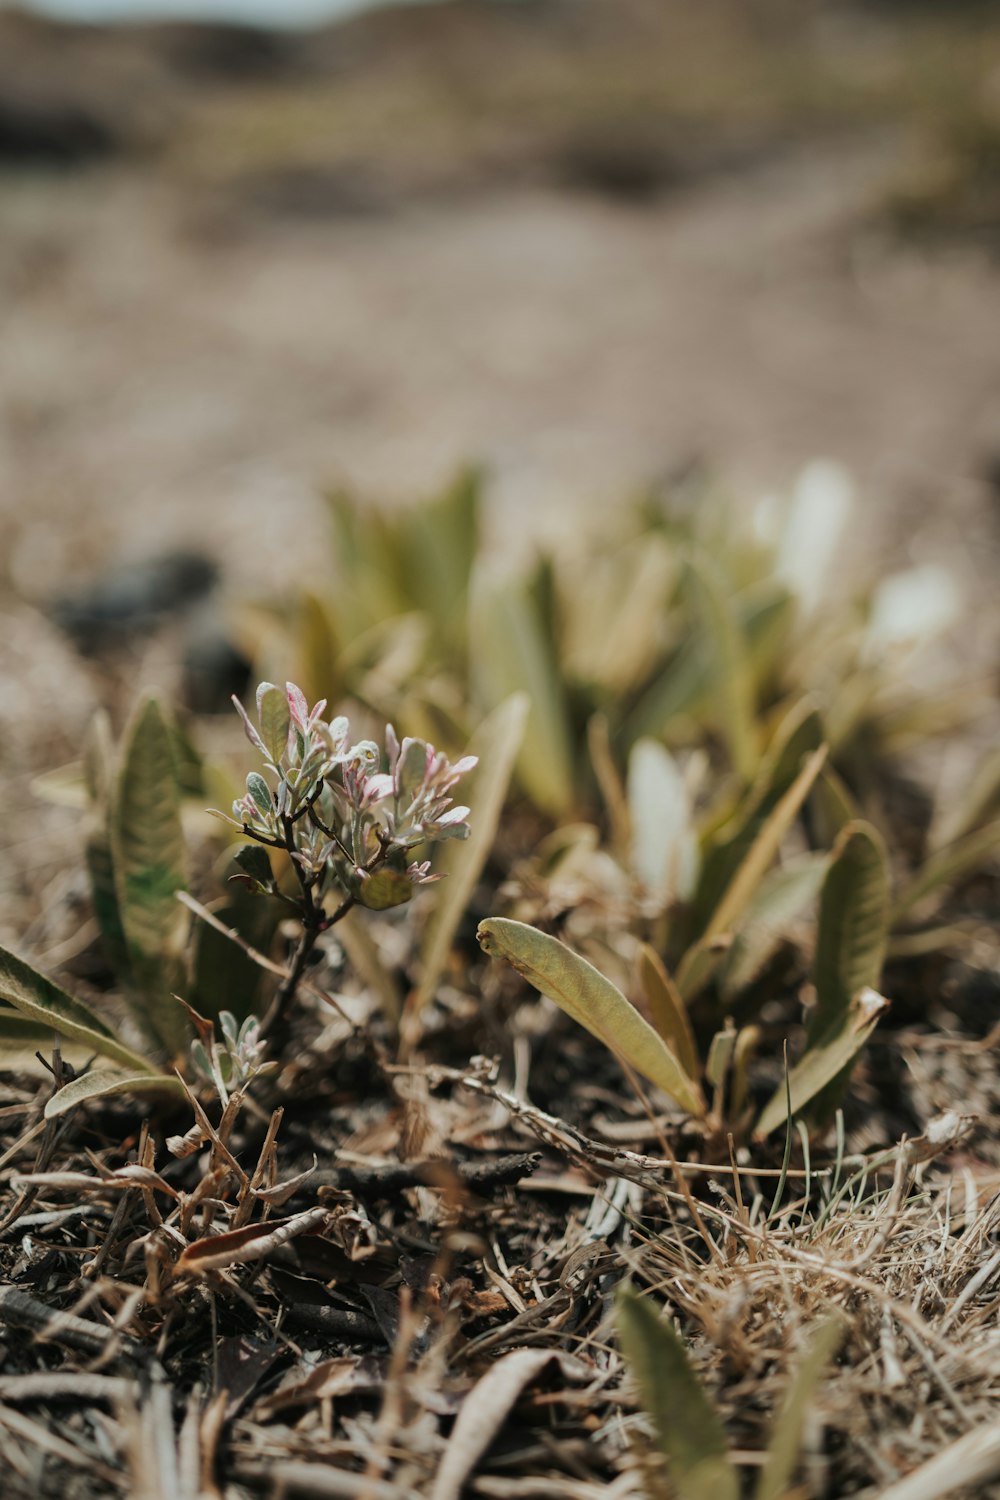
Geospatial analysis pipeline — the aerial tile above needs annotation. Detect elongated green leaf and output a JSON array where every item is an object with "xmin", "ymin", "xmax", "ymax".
[
  {"xmin": 638, "ymin": 944, "xmax": 699, "ymax": 1081},
  {"xmin": 685, "ymin": 552, "xmax": 758, "ymax": 780},
  {"xmin": 85, "ymin": 823, "xmax": 132, "ymax": 985},
  {"xmin": 688, "ymin": 701, "xmax": 823, "ymax": 941},
  {"xmin": 416, "ymin": 695, "xmax": 529, "ymax": 1011},
  {"xmin": 812, "ymin": 822, "xmax": 888, "ymax": 1038},
  {"xmin": 0, "ymin": 946, "xmax": 155, "ymax": 1075},
  {"xmin": 469, "ymin": 567, "xmax": 573, "ymax": 817},
  {"xmin": 478, "ymin": 919, "xmax": 705, "ymax": 1115},
  {"xmin": 44, "ymin": 1070, "xmax": 184, "ymax": 1120},
  {"xmin": 676, "ymin": 746, "xmax": 828, "ymax": 1000},
  {"xmin": 257, "ymin": 683, "xmax": 292, "ymax": 765},
  {"xmin": 112, "ymin": 697, "xmax": 189, "ymax": 1058},
  {"xmin": 0, "ymin": 1009, "xmax": 71, "ymax": 1048},
  {"xmin": 755, "ymin": 987, "xmax": 888, "ymax": 1138},
  {"xmin": 627, "ymin": 739, "xmax": 699, "ymax": 903},
  {"xmin": 626, "ymin": 587, "xmax": 791, "ymax": 747},
  {"xmin": 721, "ymin": 854, "xmax": 829, "ymax": 999},
  {"xmin": 931, "ymin": 748, "xmax": 1000, "ymax": 852},
  {"xmin": 618, "ymin": 1288, "xmax": 738, "ymax": 1500},
  {"xmin": 561, "ymin": 533, "xmax": 677, "ymax": 696},
  {"xmin": 893, "ymin": 816, "xmax": 1000, "ymax": 924},
  {"xmin": 754, "ymin": 1317, "xmax": 842, "ymax": 1500}
]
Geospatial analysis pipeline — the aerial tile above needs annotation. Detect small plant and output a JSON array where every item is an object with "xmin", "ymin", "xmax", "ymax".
[{"xmin": 217, "ymin": 680, "xmax": 477, "ymax": 1037}]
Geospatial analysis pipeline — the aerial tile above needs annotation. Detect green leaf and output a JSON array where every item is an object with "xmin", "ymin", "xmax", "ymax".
[
  {"xmin": 684, "ymin": 551, "xmax": 758, "ymax": 780},
  {"xmin": 0, "ymin": 946, "xmax": 156, "ymax": 1076},
  {"xmin": 687, "ymin": 701, "xmax": 824, "ymax": 942},
  {"xmin": 561, "ymin": 533, "xmax": 677, "ymax": 696},
  {"xmin": 618, "ymin": 1288, "xmax": 738, "ymax": 1500},
  {"xmin": 638, "ymin": 944, "xmax": 699, "ymax": 1081},
  {"xmin": 812, "ymin": 822, "xmax": 888, "ymax": 1039},
  {"xmin": 355, "ymin": 869, "xmax": 414, "ymax": 911},
  {"xmin": 112, "ymin": 696, "xmax": 190, "ymax": 1058},
  {"xmin": 44, "ymin": 1070, "xmax": 184, "ymax": 1120},
  {"xmin": 190, "ymin": 886, "xmax": 283, "ymax": 1023},
  {"xmin": 754, "ymin": 1317, "xmax": 842, "ymax": 1500},
  {"xmin": 755, "ymin": 987, "xmax": 888, "ymax": 1138},
  {"xmin": 416, "ymin": 694, "xmax": 529, "ymax": 1012},
  {"xmin": 0, "ymin": 1009, "xmax": 73, "ymax": 1048},
  {"xmin": 257, "ymin": 684, "xmax": 291, "ymax": 765},
  {"xmin": 676, "ymin": 746, "xmax": 828, "ymax": 1001},
  {"xmin": 721, "ymin": 853, "xmax": 829, "ymax": 999},
  {"xmin": 477, "ymin": 919, "xmax": 705, "ymax": 1115},
  {"xmin": 627, "ymin": 739, "xmax": 699, "ymax": 903},
  {"xmin": 468, "ymin": 566, "xmax": 574, "ymax": 817},
  {"xmin": 232, "ymin": 844, "xmax": 275, "ymax": 889},
  {"xmin": 893, "ymin": 816, "xmax": 1000, "ymax": 924}
]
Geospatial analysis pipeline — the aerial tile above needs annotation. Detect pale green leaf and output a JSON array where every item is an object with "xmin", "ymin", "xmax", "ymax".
[
  {"xmin": 618, "ymin": 1288, "xmax": 739, "ymax": 1500},
  {"xmin": 893, "ymin": 816, "xmax": 1000, "ymax": 924},
  {"xmin": 0, "ymin": 945, "xmax": 155, "ymax": 1076},
  {"xmin": 416, "ymin": 694, "xmax": 529, "ymax": 1011},
  {"xmin": 257, "ymin": 683, "xmax": 292, "ymax": 765},
  {"xmin": 627, "ymin": 739, "xmax": 699, "ymax": 903},
  {"xmin": 721, "ymin": 854, "xmax": 829, "ymax": 999},
  {"xmin": 44, "ymin": 1070, "xmax": 184, "ymax": 1120},
  {"xmin": 684, "ymin": 551, "xmax": 758, "ymax": 781},
  {"xmin": 812, "ymin": 822, "xmax": 888, "ymax": 1038},
  {"xmin": 755, "ymin": 987, "xmax": 888, "ymax": 1138},
  {"xmin": 468, "ymin": 566, "xmax": 574, "ymax": 817},
  {"xmin": 676, "ymin": 746, "xmax": 828, "ymax": 1001},
  {"xmin": 112, "ymin": 696, "xmax": 189, "ymax": 1057},
  {"xmin": 478, "ymin": 919, "xmax": 705, "ymax": 1115},
  {"xmin": 754, "ymin": 1317, "xmax": 842, "ymax": 1500}
]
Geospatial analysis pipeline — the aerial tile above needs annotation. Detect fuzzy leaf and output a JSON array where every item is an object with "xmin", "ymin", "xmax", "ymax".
[
  {"xmin": 112, "ymin": 696, "xmax": 189, "ymax": 1057},
  {"xmin": 618, "ymin": 1287, "xmax": 738, "ymax": 1500},
  {"xmin": 755, "ymin": 987, "xmax": 889, "ymax": 1138},
  {"xmin": 478, "ymin": 919, "xmax": 705, "ymax": 1115},
  {"xmin": 44, "ymin": 1070, "xmax": 185, "ymax": 1120},
  {"xmin": 0, "ymin": 946, "xmax": 155, "ymax": 1075},
  {"xmin": 416, "ymin": 694, "xmax": 529, "ymax": 1012},
  {"xmin": 256, "ymin": 683, "xmax": 291, "ymax": 765}
]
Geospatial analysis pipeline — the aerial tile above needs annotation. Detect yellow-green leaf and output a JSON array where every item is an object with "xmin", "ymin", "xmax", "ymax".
[
  {"xmin": 677, "ymin": 746, "xmax": 828, "ymax": 1000},
  {"xmin": 469, "ymin": 567, "xmax": 573, "ymax": 817},
  {"xmin": 812, "ymin": 821, "xmax": 888, "ymax": 1038},
  {"xmin": 618, "ymin": 1288, "xmax": 738, "ymax": 1500},
  {"xmin": 893, "ymin": 816, "xmax": 1000, "ymax": 924},
  {"xmin": 478, "ymin": 919, "xmax": 705, "ymax": 1115},
  {"xmin": 638, "ymin": 944, "xmax": 699, "ymax": 1081}
]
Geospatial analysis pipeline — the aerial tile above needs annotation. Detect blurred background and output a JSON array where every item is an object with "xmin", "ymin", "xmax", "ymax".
[{"xmin": 1, "ymin": 0, "xmax": 1000, "ymax": 771}]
